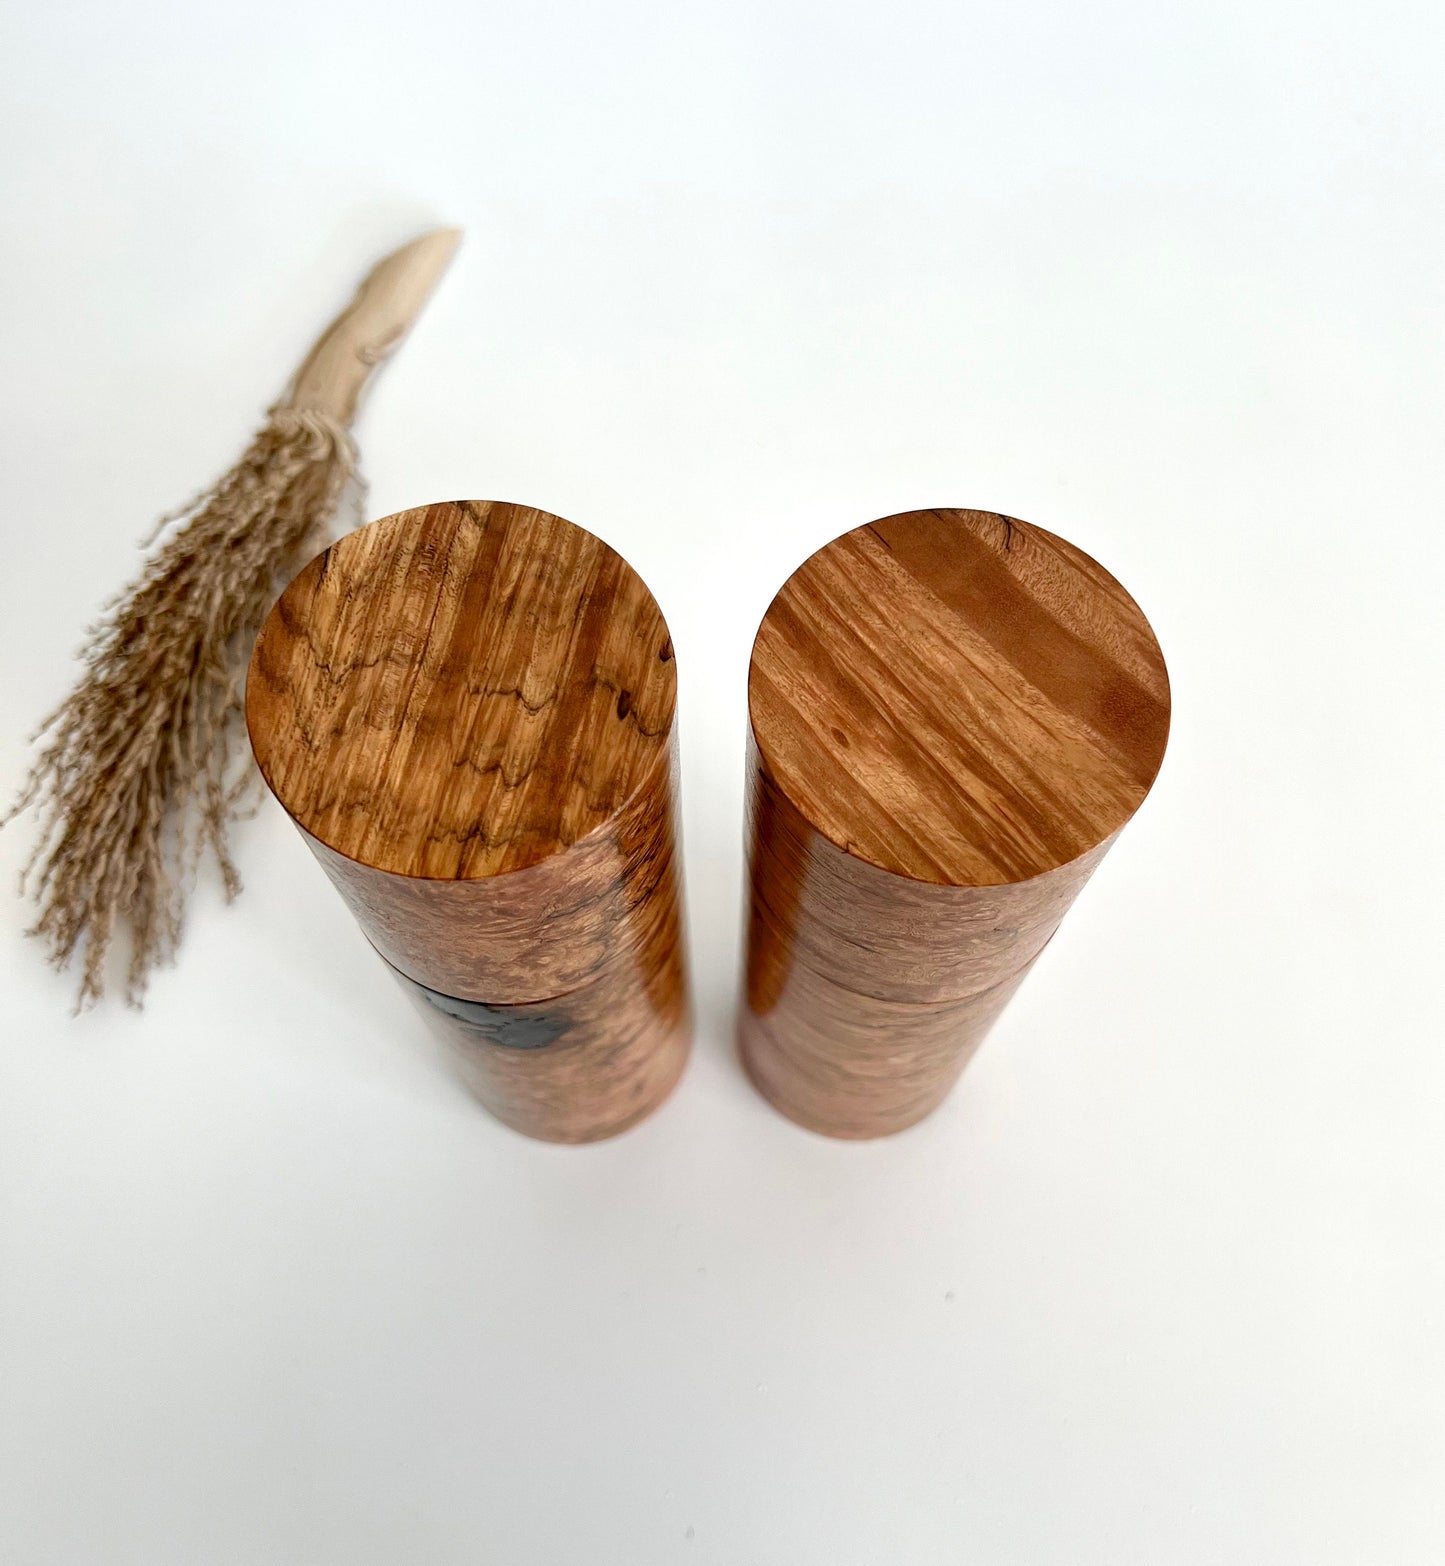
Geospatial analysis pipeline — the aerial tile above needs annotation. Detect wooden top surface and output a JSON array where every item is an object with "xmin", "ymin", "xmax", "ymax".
[
  {"xmin": 247, "ymin": 500, "xmax": 676, "ymax": 880},
  {"xmin": 748, "ymin": 509, "xmax": 1170, "ymax": 888}
]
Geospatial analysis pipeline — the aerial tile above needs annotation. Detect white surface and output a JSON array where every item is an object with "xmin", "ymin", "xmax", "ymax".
[{"xmin": 2, "ymin": 2, "xmax": 1442, "ymax": 1561}]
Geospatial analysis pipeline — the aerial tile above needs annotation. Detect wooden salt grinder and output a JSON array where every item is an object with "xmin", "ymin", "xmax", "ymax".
[
  {"xmin": 247, "ymin": 500, "xmax": 690, "ymax": 1142},
  {"xmin": 741, "ymin": 508, "xmax": 1170, "ymax": 1139}
]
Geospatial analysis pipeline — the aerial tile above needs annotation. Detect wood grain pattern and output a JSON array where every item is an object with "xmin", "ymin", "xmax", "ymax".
[
  {"xmin": 247, "ymin": 499, "xmax": 689, "ymax": 1142},
  {"xmin": 391, "ymin": 938, "xmax": 688, "ymax": 1144},
  {"xmin": 249, "ymin": 499, "xmax": 676, "ymax": 880},
  {"xmin": 740, "ymin": 508, "xmax": 1169, "ymax": 1139},
  {"xmin": 742, "ymin": 957, "xmax": 1039, "ymax": 1141},
  {"xmin": 298, "ymin": 738, "xmax": 682, "ymax": 1005}
]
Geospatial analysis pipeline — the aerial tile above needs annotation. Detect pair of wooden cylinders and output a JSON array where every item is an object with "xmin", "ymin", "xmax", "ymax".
[
  {"xmin": 740, "ymin": 508, "xmax": 1170, "ymax": 1138},
  {"xmin": 247, "ymin": 500, "xmax": 689, "ymax": 1143},
  {"xmin": 248, "ymin": 498, "xmax": 1166, "ymax": 1145}
]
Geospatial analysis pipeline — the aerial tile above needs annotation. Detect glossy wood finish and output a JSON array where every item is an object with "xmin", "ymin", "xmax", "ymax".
[
  {"xmin": 247, "ymin": 499, "xmax": 689, "ymax": 1142},
  {"xmin": 249, "ymin": 499, "xmax": 676, "ymax": 881},
  {"xmin": 391, "ymin": 935, "xmax": 688, "ymax": 1144},
  {"xmin": 741, "ymin": 508, "xmax": 1169, "ymax": 1139},
  {"xmin": 743, "ymin": 951, "xmax": 1039, "ymax": 1141}
]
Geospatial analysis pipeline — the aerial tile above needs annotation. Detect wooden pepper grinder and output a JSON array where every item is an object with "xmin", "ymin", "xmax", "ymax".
[
  {"xmin": 740, "ymin": 508, "xmax": 1170, "ymax": 1138},
  {"xmin": 246, "ymin": 499, "xmax": 690, "ymax": 1142}
]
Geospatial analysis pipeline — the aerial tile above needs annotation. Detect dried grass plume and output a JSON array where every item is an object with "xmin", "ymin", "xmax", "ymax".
[
  {"xmin": 8, "ymin": 413, "xmax": 355, "ymax": 1006},
  {"xmin": 4, "ymin": 228, "xmax": 461, "ymax": 1006}
]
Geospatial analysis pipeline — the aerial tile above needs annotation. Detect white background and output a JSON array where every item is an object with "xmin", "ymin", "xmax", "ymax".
[{"xmin": 2, "ymin": 2, "xmax": 1442, "ymax": 1561}]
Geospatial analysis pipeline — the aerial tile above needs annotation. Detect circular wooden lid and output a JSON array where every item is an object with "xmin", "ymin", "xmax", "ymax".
[
  {"xmin": 247, "ymin": 500, "xmax": 676, "ymax": 880},
  {"xmin": 748, "ymin": 508, "xmax": 1170, "ymax": 888}
]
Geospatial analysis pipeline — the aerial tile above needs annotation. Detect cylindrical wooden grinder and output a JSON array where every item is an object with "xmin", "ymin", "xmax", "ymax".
[
  {"xmin": 740, "ymin": 508, "xmax": 1170, "ymax": 1139},
  {"xmin": 247, "ymin": 499, "xmax": 690, "ymax": 1142}
]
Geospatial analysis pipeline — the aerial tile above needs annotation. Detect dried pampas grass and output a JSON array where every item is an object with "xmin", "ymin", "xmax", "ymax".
[
  {"xmin": 5, "ymin": 228, "xmax": 460, "ymax": 1006},
  {"xmin": 8, "ymin": 410, "xmax": 356, "ymax": 1007}
]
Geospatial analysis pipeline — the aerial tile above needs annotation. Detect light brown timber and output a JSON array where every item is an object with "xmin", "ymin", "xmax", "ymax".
[
  {"xmin": 248, "ymin": 498, "xmax": 689, "ymax": 1142},
  {"xmin": 740, "ymin": 507, "xmax": 1169, "ymax": 1138}
]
